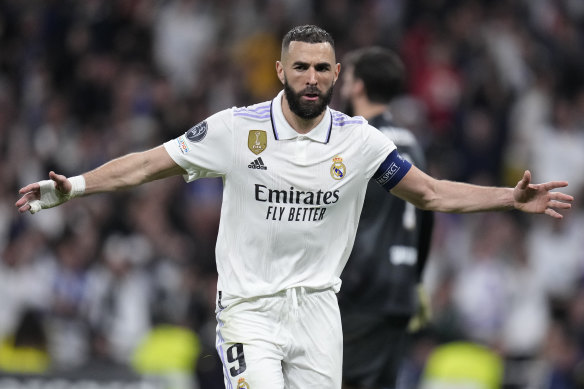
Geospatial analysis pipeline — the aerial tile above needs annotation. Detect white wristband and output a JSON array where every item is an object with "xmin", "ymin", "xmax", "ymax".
[{"xmin": 68, "ymin": 175, "xmax": 86, "ymax": 198}]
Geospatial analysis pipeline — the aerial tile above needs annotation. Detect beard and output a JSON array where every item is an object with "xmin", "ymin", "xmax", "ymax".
[{"xmin": 284, "ymin": 78, "xmax": 334, "ymax": 120}]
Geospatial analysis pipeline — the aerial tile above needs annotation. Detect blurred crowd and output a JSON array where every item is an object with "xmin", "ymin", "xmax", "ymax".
[{"xmin": 0, "ymin": 0, "xmax": 583, "ymax": 388}]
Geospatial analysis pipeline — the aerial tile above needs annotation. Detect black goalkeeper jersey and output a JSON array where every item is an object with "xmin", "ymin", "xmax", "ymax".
[{"xmin": 338, "ymin": 112, "xmax": 434, "ymax": 317}]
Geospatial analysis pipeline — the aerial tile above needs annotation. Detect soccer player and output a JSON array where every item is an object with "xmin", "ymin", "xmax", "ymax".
[
  {"xmin": 337, "ymin": 47, "xmax": 434, "ymax": 389},
  {"xmin": 16, "ymin": 25, "xmax": 573, "ymax": 389}
]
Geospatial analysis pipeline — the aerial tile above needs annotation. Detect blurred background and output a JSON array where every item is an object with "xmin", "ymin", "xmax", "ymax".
[{"xmin": 0, "ymin": 0, "xmax": 583, "ymax": 388}]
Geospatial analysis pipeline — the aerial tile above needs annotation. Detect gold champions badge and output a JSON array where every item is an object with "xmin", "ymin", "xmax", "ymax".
[
  {"xmin": 330, "ymin": 155, "xmax": 346, "ymax": 180},
  {"xmin": 237, "ymin": 377, "xmax": 250, "ymax": 388},
  {"xmin": 248, "ymin": 130, "xmax": 267, "ymax": 155}
]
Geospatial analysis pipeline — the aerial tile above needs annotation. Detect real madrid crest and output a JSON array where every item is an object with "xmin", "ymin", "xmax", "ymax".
[
  {"xmin": 248, "ymin": 130, "xmax": 267, "ymax": 155},
  {"xmin": 330, "ymin": 155, "xmax": 346, "ymax": 180},
  {"xmin": 237, "ymin": 377, "xmax": 250, "ymax": 389}
]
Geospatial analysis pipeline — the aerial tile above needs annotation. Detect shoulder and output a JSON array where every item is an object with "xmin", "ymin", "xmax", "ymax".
[
  {"xmin": 330, "ymin": 109, "xmax": 367, "ymax": 129},
  {"xmin": 328, "ymin": 109, "xmax": 394, "ymax": 151},
  {"xmin": 331, "ymin": 109, "xmax": 367, "ymax": 127},
  {"xmin": 232, "ymin": 101, "xmax": 272, "ymax": 122}
]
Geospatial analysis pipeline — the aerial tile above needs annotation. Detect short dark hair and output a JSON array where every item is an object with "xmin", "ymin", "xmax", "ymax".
[
  {"xmin": 282, "ymin": 25, "xmax": 335, "ymax": 53},
  {"xmin": 344, "ymin": 47, "xmax": 405, "ymax": 103}
]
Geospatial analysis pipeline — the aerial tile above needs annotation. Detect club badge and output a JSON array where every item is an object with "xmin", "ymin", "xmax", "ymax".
[
  {"xmin": 186, "ymin": 120, "xmax": 208, "ymax": 143},
  {"xmin": 237, "ymin": 377, "xmax": 250, "ymax": 388},
  {"xmin": 248, "ymin": 130, "xmax": 267, "ymax": 155},
  {"xmin": 330, "ymin": 155, "xmax": 346, "ymax": 180}
]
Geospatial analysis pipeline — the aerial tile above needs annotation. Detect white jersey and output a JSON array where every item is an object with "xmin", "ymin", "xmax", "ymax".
[{"xmin": 163, "ymin": 91, "xmax": 399, "ymax": 301}]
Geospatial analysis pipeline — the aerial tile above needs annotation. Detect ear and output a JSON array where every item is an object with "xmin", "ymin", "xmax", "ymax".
[
  {"xmin": 333, "ymin": 63, "xmax": 341, "ymax": 84},
  {"xmin": 276, "ymin": 61, "xmax": 285, "ymax": 85}
]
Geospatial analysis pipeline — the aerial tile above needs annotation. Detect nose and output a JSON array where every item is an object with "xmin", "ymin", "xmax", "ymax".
[{"xmin": 306, "ymin": 67, "xmax": 317, "ymax": 86}]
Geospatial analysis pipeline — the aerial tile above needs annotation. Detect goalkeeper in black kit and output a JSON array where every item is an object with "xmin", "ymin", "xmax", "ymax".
[{"xmin": 338, "ymin": 47, "xmax": 434, "ymax": 389}]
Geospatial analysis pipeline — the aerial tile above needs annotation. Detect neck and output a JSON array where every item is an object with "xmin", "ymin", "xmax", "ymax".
[
  {"xmin": 281, "ymin": 94, "xmax": 326, "ymax": 134},
  {"xmin": 353, "ymin": 98, "xmax": 388, "ymax": 120}
]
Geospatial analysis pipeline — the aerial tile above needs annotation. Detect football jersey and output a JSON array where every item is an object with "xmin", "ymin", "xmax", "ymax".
[{"xmin": 164, "ymin": 91, "xmax": 409, "ymax": 302}]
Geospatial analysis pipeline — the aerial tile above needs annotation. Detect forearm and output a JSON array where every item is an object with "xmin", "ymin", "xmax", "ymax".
[
  {"xmin": 392, "ymin": 166, "xmax": 515, "ymax": 214},
  {"xmin": 16, "ymin": 145, "xmax": 184, "ymax": 214},
  {"xmin": 82, "ymin": 145, "xmax": 183, "ymax": 195},
  {"xmin": 423, "ymin": 179, "xmax": 515, "ymax": 213}
]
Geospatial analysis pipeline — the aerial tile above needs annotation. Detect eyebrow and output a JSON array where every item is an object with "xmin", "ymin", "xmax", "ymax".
[{"xmin": 292, "ymin": 61, "xmax": 332, "ymax": 69}]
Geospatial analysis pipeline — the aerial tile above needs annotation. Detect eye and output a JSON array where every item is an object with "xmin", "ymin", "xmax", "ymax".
[
  {"xmin": 315, "ymin": 64, "xmax": 331, "ymax": 72},
  {"xmin": 294, "ymin": 64, "xmax": 308, "ymax": 71}
]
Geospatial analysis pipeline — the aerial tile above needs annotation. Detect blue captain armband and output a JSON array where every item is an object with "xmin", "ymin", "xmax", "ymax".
[{"xmin": 373, "ymin": 150, "xmax": 412, "ymax": 191}]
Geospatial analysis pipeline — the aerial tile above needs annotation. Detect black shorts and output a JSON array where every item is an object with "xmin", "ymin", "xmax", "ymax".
[{"xmin": 341, "ymin": 312, "xmax": 410, "ymax": 388}]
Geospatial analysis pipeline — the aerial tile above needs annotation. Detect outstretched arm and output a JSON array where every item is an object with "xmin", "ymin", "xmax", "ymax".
[
  {"xmin": 15, "ymin": 145, "xmax": 185, "ymax": 214},
  {"xmin": 391, "ymin": 166, "xmax": 573, "ymax": 218}
]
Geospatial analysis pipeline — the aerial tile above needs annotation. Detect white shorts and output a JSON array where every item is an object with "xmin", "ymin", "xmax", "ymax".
[{"xmin": 215, "ymin": 287, "xmax": 343, "ymax": 389}]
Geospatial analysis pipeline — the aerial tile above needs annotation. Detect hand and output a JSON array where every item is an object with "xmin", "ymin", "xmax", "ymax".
[
  {"xmin": 15, "ymin": 171, "xmax": 73, "ymax": 214},
  {"xmin": 408, "ymin": 283, "xmax": 432, "ymax": 333},
  {"xmin": 513, "ymin": 170, "xmax": 573, "ymax": 219}
]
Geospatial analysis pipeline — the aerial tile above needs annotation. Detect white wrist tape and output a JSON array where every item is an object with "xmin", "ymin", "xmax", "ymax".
[
  {"xmin": 28, "ymin": 175, "xmax": 86, "ymax": 214},
  {"xmin": 68, "ymin": 175, "xmax": 86, "ymax": 198}
]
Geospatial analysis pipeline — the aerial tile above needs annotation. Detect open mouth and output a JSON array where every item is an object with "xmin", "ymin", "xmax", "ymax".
[{"xmin": 303, "ymin": 93, "xmax": 320, "ymax": 101}]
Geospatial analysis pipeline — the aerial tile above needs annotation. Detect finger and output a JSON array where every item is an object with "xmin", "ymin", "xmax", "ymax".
[
  {"xmin": 550, "ymin": 192, "xmax": 574, "ymax": 202},
  {"xmin": 15, "ymin": 193, "xmax": 40, "ymax": 213},
  {"xmin": 48, "ymin": 171, "xmax": 63, "ymax": 181},
  {"xmin": 544, "ymin": 208, "xmax": 563, "ymax": 219},
  {"xmin": 15, "ymin": 197, "xmax": 27, "ymax": 208},
  {"xmin": 49, "ymin": 171, "xmax": 69, "ymax": 192},
  {"xmin": 517, "ymin": 170, "xmax": 531, "ymax": 190},
  {"xmin": 542, "ymin": 181, "xmax": 569, "ymax": 190},
  {"xmin": 17, "ymin": 202, "xmax": 31, "ymax": 213},
  {"xmin": 549, "ymin": 200, "xmax": 572, "ymax": 210},
  {"xmin": 49, "ymin": 171, "xmax": 63, "ymax": 186},
  {"xmin": 18, "ymin": 183, "xmax": 40, "ymax": 195},
  {"xmin": 14, "ymin": 191, "xmax": 39, "ymax": 208},
  {"xmin": 27, "ymin": 200, "xmax": 42, "ymax": 214}
]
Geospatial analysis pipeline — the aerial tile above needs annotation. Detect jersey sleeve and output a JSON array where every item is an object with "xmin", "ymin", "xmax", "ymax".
[
  {"xmin": 163, "ymin": 109, "xmax": 233, "ymax": 182},
  {"xmin": 362, "ymin": 124, "xmax": 411, "ymax": 190}
]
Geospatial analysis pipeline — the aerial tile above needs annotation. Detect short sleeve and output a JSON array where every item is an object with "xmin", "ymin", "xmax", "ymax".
[
  {"xmin": 361, "ymin": 124, "xmax": 397, "ymax": 178},
  {"xmin": 163, "ymin": 109, "xmax": 233, "ymax": 182}
]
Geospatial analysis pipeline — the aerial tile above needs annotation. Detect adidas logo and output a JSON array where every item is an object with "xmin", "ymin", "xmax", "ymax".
[{"xmin": 248, "ymin": 157, "xmax": 267, "ymax": 170}]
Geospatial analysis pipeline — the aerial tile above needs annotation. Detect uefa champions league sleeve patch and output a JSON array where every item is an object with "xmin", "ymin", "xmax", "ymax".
[{"xmin": 186, "ymin": 120, "xmax": 208, "ymax": 143}]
